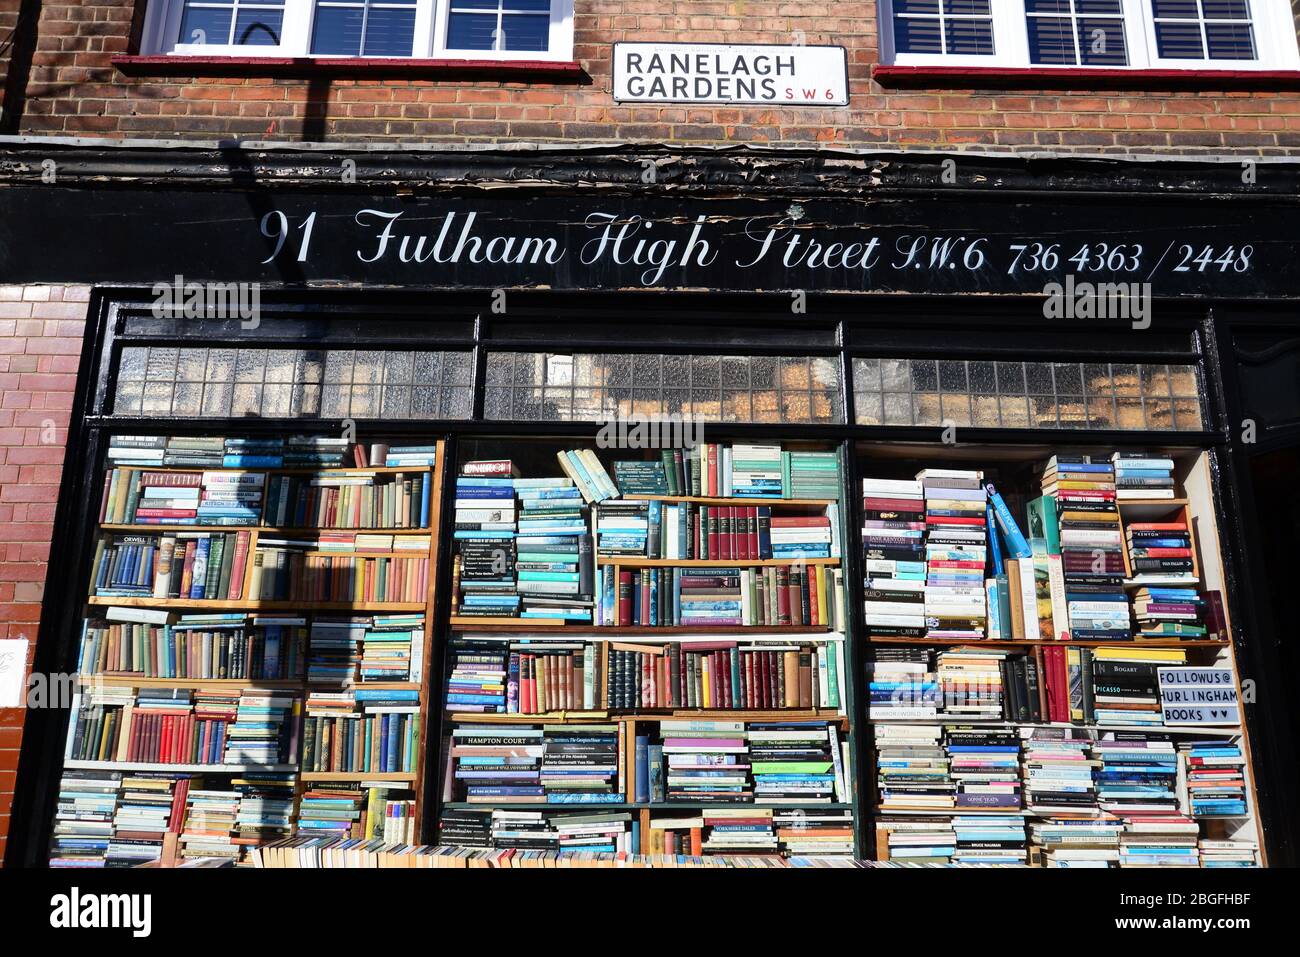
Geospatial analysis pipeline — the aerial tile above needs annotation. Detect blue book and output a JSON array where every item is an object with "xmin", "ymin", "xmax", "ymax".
[
  {"xmin": 984, "ymin": 483, "xmax": 1032, "ymax": 559},
  {"xmin": 986, "ymin": 501, "xmax": 1005, "ymax": 575},
  {"xmin": 635, "ymin": 735, "xmax": 649, "ymax": 803}
]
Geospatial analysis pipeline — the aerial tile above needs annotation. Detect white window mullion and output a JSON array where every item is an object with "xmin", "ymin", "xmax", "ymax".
[
  {"xmin": 996, "ymin": 0, "xmax": 1031, "ymax": 69},
  {"xmin": 1120, "ymin": 0, "xmax": 1149, "ymax": 69},
  {"xmin": 279, "ymin": 0, "xmax": 313, "ymax": 56},
  {"xmin": 412, "ymin": 0, "xmax": 437, "ymax": 57}
]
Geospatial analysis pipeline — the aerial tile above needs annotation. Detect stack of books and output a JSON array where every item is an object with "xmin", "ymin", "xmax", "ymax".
[
  {"xmin": 1112, "ymin": 451, "xmax": 1177, "ymax": 501},
  {"xmin": 1119, "ymin": 816, "xmax": 1201, "ymax": 867},
  {"xmin": 699, "ymin": 808, "xmax": 780, "ymax": 855},
  {"xmin": 454, "ymin": 464, "xmax": 519, "ymax": 619},
  {"xmin": 1021, "ymin": 727, "xmax": 1099, "ymax": 815},
  {"xmin": 946, "ymin": 727, "xmax": 1021, "ymax": 810},
  {"xmin": 284, "ymin": 436, "xmax": 352, "ymax": 468},
  {"xmin": 613, "ymin": 460, "xmax": 669, "ymax": 495},
  {"xmin": 438, "ymin": 808, "xmax": 493, "ymax": 848},
  {"xmin": 107, "ymin": 773, "xmax": 184, "ymax": 866},
  {"xmin": 878, "ymin": 818, "xmax": 955, "ymax": 863},
  {"xmin": 514, "ymin": 475, "xmax": 594, "ymax": 622},
  {"xmin": 297, "ymin": 783, "xmax": 364, "ymax": 838},
  {"xmin": 774, "ymin": 808, "xmax": 854, "ymax": 856},
  {"xmin": 1132, "ymin": 587, "xmax": 1205, "ymax": 638},
  {"xmin": 937, "ymin": 648, "xmax": 1007, "ymax": 718},
  {"xmin": 539, "ymin": 724, "xmax": 621, "ymax": 804},
  {"xmin": 1090, "ymin": 645, "xmax": 1187, "ymax": 725},
  {"xmin": 861, "ymin": 478, "xmax": 927, "ymax": 638},
  {"xmin": 262, "ymin": 470, "xmax": 429, "ymax": 529},
  {"xmin": 951, "ymin": 814, "xmax": 1027, "ymax": 865},
  {"xmin": 1031, "ymin": 818, "xmax": 1122, "ymax": 867},
  {"xmin": 1041, "ymin": 454, "xmax": 1128, "ymax": 640},
  {"xmin": 1093, "ymin": 732, "xmax": 1180, "ymax": 816},
  {"xmin": 1199, "ymin": 839, "xmax": 1259, "ymax": 867},
  {"xmin": 306, "ymin": 616, "xmax": 367, "ymax": 685},
  {"xmin": 230, "ymin": 773, "xmax": 296, "ymax": 847},
  {"xmin": 868, "ymin": 648, "xmax": 937, "ymax": 720},
  {"xmin": 749, "ymin": 721, "xmax": 841, "ymax": 805},
  {"xmin": 197, "ymin": 471, "xmax": 265, "ymax": 526},
  {"xmin": 359, "ymin": 613, "xmax": 424, "ymax": 682},
  {"xmin": 1126, "ymin": 518, "xmax": 1197, "ymax": 586},
  {"xmin": 451, "ymin": 725, "xmax": 547, "ymax": 804},
  {"xmin": 222, "ymin": 691, "xmax": 296, "ymax": 766},
  {"xmin": 100, "ymin": 468, "xmax": 201, "ymax": 525},
  {"xmin": 874, "ymin": 724, "xmax": 952, "ymax": 810},
  {"xmin": 662, "ymin": 720, "xmax": 751, "ymax": 803},
  {"xmin": 489, "ymin": 809, "xmax": 634, "ymax": 854},
  {"xmin": 178, "ymin": 787, "xmax": 244, "ymax": 862},
  {"xmin": 732, "ymin": 444, "xmax": 785, "ymax": 497},
  {"xmin": 444, "ymin": 639, "xmax": 508, "ymax": 713},
  {"xmin": 782, "ymin": 449, "xmax": 841, "ymax": 500},
  {"xmin": 383, "ymin": 444, "xmax": 439, "ymax": 467},
  {"xmin": 917, "ymin": 468, "xmax": 987, "ymax": 640},
  {"xmin": 222, "ymin": 437, "xmax": 286, "ymax": 469},
  {"xmin": 594, "ymin": 501, "xmax": 650, "ymax": 557},
  {"xmin": 49, "ymin": 769, "xmax": 121, "ymax": 867},
  {"xmin": 769, "ymin": 514, "xmax": 833, "ymax": 559},
  {"xmin": 1180, "ymin": 740, "xmax": 1248, "ymax": 818}
]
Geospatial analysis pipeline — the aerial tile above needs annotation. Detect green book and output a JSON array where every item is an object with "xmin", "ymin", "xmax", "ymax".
[{"xmin": 1025, "ymin": 495, "xmax": 1060, "ymax": 555}]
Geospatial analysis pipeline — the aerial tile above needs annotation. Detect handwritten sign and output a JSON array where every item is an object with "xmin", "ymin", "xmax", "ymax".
[
  {"xmin": 0, "ymin": 639, "xmax": 28, "ymax": 707},
  {"xmin": 1158, "ymin": 666, "xmax": 1240, "ymax": 726}
]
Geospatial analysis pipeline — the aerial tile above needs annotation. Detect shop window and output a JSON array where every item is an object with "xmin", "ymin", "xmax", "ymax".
[
  {"xmin": 852, "ymin": 358, "xmax": 1205, "ymax": 430},
  {"xmin": 146, "ymin": 0, "xmax": 574, "ymax": 59},
  {"xmin": 112, "ymin": 346, "xmax": 475, "ymax": 419},
  {"xmin": 878, "ymin": 0, "xmax": 1297, "ymax": 69},
  {"xmin": 483, "ymin": 352, "xmax": 845, "ymax": 425}
]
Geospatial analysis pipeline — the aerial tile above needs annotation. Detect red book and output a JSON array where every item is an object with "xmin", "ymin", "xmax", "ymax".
[
  {"xmin": 707, "ymin": 445, "xmax": 718, "ymax": 497},
  {"xmin": 1128, "ymin": 522, "xmax": 1188, "ymax": 531},
  {"xmin": 863, "ymin": 497, "xmax": 925, "ymax": 512},
  {"xmin": 926, "ymin": 515, "xmax": 986, "ymax": 526},
  {"xmin": 617, "ymin": 571, "xmax": 633, "ymax": 627},
  {"xmin": 769, "ymin": 517, "xmax": 830, "ymax": 527},
  {"xmin": 706, "ymin": 507, "xmax": 718, "ymax": 560},
  {"xmin": 809, "ymin": 568, "xmax": 820, "ymax": 626}
]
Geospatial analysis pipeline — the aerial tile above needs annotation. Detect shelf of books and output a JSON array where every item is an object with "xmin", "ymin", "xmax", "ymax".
[
  {"xmin": 434, "ymin": 438, "xmax": 863, "ymax": 860},
  {"xmin": 49, "ymin": 434, "xmax": 445, "ymax": 868},
  {"xmin": 862, "ymin": 447, "xmax": 1263, "ymax": 867}
]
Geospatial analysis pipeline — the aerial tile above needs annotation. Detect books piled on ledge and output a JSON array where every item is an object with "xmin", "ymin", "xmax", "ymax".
[
  {"xmin": 946, "ymin": 727, "xmax": 1021, "ymax": 810},
  {"xmin": 438, "ymin": 808, "xmax": 493, "ymax": 848},
  {"xmin": 307, "ymin": 617, "xmax": 367, "ymax": 685},
  {"xmin": 1021, "ymin": 727, "xmax": 1098, "ymax": 815},
  {"xmin": 1088, "ymin": 645, "xmax": 1187, "ymax": 725},
  {"xmin": 179, "ymin": 773, "xmax": 296, "ymax": 863},
  {"xmin": 1112, "ymin": 451, "xmax": 1177, "ymax": 501},
  {"xmin": 662, "ymin": 720, "xmax": 751, "ymax": 803},
  {"xmin": 383, "ymin": 444, "xmax": 438, "ymax": 467},
  {"xmin": 262, "ymin": 470, "xmax": 430, "ymax": 529},
  {"xmin": 107, "ymin": 773, "xmax": 187, "ymax": 867},
  {"xmin": 302, "ymin": 691, "xmax": 421, "ymax": 774},
  {"xmin": 49, "ymin": 769, "xmax": 121, "ymax": 867},
  {"xmin": 515, "ymin": 475, "xmax": 594, "ymax": 622},
  {"xmin": 230, "ymin": 773, "xmax": 296, "ymax": 846},
  {"xmin": 749, "ymin": 721, "xmax": 843, "ymax": 805},
  {"xmin": 952, "ymin": 814, "xmax": 1027, "ymax": 865},
  {"xmin": 784, "ymin": 450, "xmax": 841, "ymax": 500},
  {"xmin": 1126, "ymin": 518, "xmax": 1197, "ymax": 586},
  {"xmin": 596, "ymin": 501, "xmax": 839, "ymax": 563},
  {"xmin": 450, "ymin": 723, "xmax": 622, "ymax": 805},
  {"xmin": 869, "ymin": 648, "xmax": 936, "ymax": 720},
  {"xmin": 1033, "ymin": 818, "xmax": 1122, "ymax": 867},
  {"xmin": 1180, "ymin": 740, "xmax": 1248, "ymax": 818},
  {"xmin": 195, "ymin": 471, "xmax": 265, "ymax": 526},
  {"xmin": 775, "ymin": 808, "xmax": 854, "ymax": 855},
  {"xmin": 1119, "ymin": 815, "xmax": 1201, "ymax": 867},
  {"xmin": 445, "ymin": 640, "xmax": 508, "ymax": 713},
  {"xmin": 249, "ymin": 838, "xmax": 867, "ymax": 867},
  {"xmin": 599, "ymin": 564, "xmax": 844, "ymax": 629},
  {"xmin": 298, "ymin": 783, "xmax": 365, "ymax": 838},
  {"xmin": 1094, "ymin": 732, "xmax": 1180, "ymax": 816},
  {"xmin": 614, "ymin": 460, "xmax": 669, "ymax": 496},
  {"xmin": 1042, "ymin": 454, "xmax": 1129, "ymax": 640},
  {"xmin": 555, "ymin": 448, "xmax": 618, "ymax": 504},
  {"xmin": 359, "ymin": 614, "xmax": 424, "ymax": 682},
  {"xmin": 487, "ymin": 809, "xmax": 635, "ymax": 854},
  {"xmin": 1199, "ymin": 839, "xmax": 1259, "ymax": 867},
  {"xmin": 1132, "ymin": 588, "xmax": 1206, "ymax": 638},
  {"xmin": 223, "ymin": 692, "xmax": 297, "ymax": 766},
  {"xmin": 90, "ymin": 530, "xmax": 251, "ymax": 599},
  {"xmin": 877, "ymin": 818, "xmax": 955, "ymax": 863},
  {"xmin": 937, "ymin": 647, "xmax": 1008, "ymax": 719},
  {"xmin": 453, "ymin": 463, "xmax": 518, "ymax": 619},
  {"xmin": 875, "ymin": 723, "xmax": 953, "ymax": 810},
  {"xmin": 918, "ymin": 469, "xmax": 987, "ymax": 640},
  {"xmin": 861, "ymin": 477, "xmax": 927, "ymax": 638}
]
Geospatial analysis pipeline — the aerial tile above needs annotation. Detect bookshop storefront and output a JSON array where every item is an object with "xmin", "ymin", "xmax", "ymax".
[{"xmin": 2, "ymin": 143, "xmax": 1299, "ymax": 867}]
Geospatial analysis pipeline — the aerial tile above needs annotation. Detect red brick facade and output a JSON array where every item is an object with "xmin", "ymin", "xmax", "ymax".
[
  {"xmin": 0, "ymin": 285, "xmax": 88, "ymax": 860},
  {"xmin": 0, "ymin": 1, "xmax": 1297, "ymax": 151}
]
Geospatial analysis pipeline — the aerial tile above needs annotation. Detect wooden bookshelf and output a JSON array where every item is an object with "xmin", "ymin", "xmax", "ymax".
[
  {"xmin": 868, "ymin": 636, "xmax": 1229, "ymax": 648},
  {"xmin": 66, "ymin": 448, "xmax": 447, "ymax": 864},
  {"xmin": 597, "ymin": 557, "xmax": 839, "ymax": 568},
  {"xmin": 450, "ymin": 622, "xmax": 838, "ymax": 636}
]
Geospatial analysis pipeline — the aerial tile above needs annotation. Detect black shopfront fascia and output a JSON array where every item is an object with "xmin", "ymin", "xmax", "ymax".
[{"xmin": 2, "ymin": 142, "xmax": 1298, "ymax": 866}]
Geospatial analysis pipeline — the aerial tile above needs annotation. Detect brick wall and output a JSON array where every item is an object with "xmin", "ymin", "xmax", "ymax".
[
  {"xmin": 0, "ymin": 0, "xmax": 20, "ymax": 121},
  {"xmin": 9, "ymin": 1, "xmax": 1300, "ymax": 152},
  {"xmin": 0, "ymin": 284, "xmax": 87, "ymax": 860}
]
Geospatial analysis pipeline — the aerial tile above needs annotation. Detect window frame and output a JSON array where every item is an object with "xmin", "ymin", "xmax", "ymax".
[
  {"xmin": 143, "ymin": 0, "xmax": 575, "ymax": 61},
  {"xmin": 878, "ymin": 0, "xmax": 1300, "ymax": 70}
]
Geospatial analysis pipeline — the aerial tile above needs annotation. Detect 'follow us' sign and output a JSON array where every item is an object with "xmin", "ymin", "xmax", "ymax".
[
  {"xmin": 612, "ymin": 42, "xmax": 849, "ymax": 106},
  {"xmin": 1158, "ymin": 667, "xmax": 1240, "ymax": 726}
]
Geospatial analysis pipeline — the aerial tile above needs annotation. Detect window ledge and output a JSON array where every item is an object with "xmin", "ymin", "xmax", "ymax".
[
  {"xmin": 111, "ymin": 55, "xmax": 587, "ymax": 81},
  {"xmin": 873, "ymin": 64, "xmax": 1300, "ymax": 90}
]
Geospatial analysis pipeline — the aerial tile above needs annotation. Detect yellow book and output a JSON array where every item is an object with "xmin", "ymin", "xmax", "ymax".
[
  {"xmin": 815, "ymin": 565, "xmax": 827, "ymax": 626},
  {"xmin": 1092, "ymin": 646, "xmax": 1189, "ymax": 662},
  {"xmin": 701, "ymin": 656, "xmax": 712, "ymax": 708}
]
